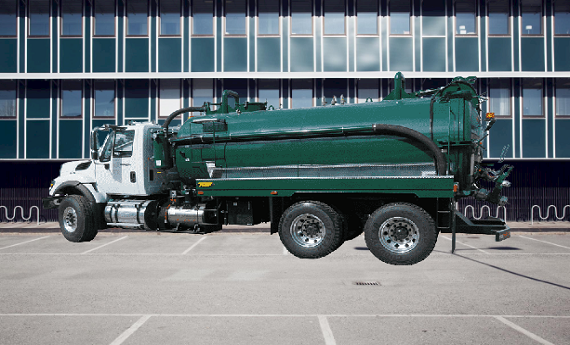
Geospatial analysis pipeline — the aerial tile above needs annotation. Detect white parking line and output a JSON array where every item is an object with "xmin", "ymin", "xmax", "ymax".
[
  {"xmin": 109, "ymin": 314, "xmax": 152, "ymax": 345},
  {"xmin": 0, "ymin": 236, "xmax": 50, "ymax": 250},
  {"xmin": 181, "ymin": 236, "xmax": 207, "ymax": 255},
  {"xmin": 81, "ymin": 236, "xmax": 128, "ymax": 254},
  {"xmin": 440, "ymin": 235, "xmax": 491, "ymax": 254},
  {"xmin": 518, "ymin": 235, "xmax": 570, "ymax": 250},
  {"xmin": 283, "ymin": 246, "xmax": 289, "ymax": 255},
  {"xmin": 494, "ymin": 316, "xmax": 556, "ymax": 345},
  {"xmin": 318, "ymin": 315, "xmax": 337, "ymax": 345}
]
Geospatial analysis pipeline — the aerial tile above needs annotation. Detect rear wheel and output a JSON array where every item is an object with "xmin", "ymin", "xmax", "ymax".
[
  {"xmin": 364, "ymin": 202, "xmax": 436, "ymax": 265},
  {"xmin": 279, "ymin": 201, "xmax": 343, "ymax": 259},
  {"xmin": 58, "ymin": 195, "xmax": 98, "ymax": 242}
]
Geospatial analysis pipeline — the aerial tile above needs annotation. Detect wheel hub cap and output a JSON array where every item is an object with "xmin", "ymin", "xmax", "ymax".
[
  {"xmin": 62, "ymin": 207, "xmax": 78, "ymax": 233},
  {"xmin": 290, "ymin": 214, "xmax": 326, "ymax": 248},
  {"xmin": 378, "ymin": 217, "xmax": 419, "ymax": 254}
]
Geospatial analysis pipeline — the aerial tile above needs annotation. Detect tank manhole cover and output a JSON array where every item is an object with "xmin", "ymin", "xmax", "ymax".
[{"xmin": 353, "ymin": 281, "xmax": 380, "ymax": 286}]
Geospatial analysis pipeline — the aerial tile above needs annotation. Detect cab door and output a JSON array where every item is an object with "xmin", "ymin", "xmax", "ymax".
[{"xmin": 94, "ymin": 129, "xmax": 137, "ymax": 195}]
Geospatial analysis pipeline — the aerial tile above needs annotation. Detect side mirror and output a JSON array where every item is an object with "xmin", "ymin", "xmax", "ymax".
[{"xmin": 90, "ymin": 127, "xmax": 100, "ymax": 160}]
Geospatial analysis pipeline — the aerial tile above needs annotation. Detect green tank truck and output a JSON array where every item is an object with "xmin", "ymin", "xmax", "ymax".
[{"xmin": 43, "ymin": 73, "xmax": 513, "ymax": 265}]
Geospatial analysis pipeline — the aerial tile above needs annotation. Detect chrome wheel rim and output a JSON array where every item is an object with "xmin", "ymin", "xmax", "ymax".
[
  {"xmin": 290, "ymin": 213, "xmax": 326, "ymax": 248},
  {"xmin": 378, "ymin": 217, "xmax": 419, "ymax": 254},
  {"xmin": 62, "ymin": 207, "xmax": 78, "ymax": 233}
]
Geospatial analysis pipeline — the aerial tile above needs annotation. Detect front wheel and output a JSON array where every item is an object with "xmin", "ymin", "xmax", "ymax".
[
  {"xmin": 279, "ymin": 201, "xmax": 344, "ymax": 259},
  {"xmin": 364, "ymin": 202, "xmax": 437, "ymax": 265},
  {"xmin": 58, "ymin": 195, "xmax": 98, "ymax": 242}
]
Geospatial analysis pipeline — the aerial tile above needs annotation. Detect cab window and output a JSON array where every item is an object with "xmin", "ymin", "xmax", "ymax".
[{"xmin": 113, "ymin": 130, "xmax": 135, "ymax": 158}]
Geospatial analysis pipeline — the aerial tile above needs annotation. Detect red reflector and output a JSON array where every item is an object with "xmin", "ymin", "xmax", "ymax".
[
  {"xmin": 271, "ymin": 191, "xmax": 278, "ymax": 195},
  {"xmin": 197, "ymin": 191, "xmax": 204, "ymax": 195}
]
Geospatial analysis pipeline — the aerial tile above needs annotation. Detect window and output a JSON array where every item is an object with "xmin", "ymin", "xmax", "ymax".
[
  {"xmin": 357, "ymin": 79, "xmax": 378, "ymax": 103},
  {"xmin": 489, "ymin": 79, "xmax": 511, "ymax": 117},
  {"xmin": 0, "ymin": 81, "xmax": 16, "ymax": 118},
  {"xmin": 258, "ymin": 80, "xmax": 280, "ymax": 109},
  {"xmin": 94, "ymin": 80, "xmax": 115, "ymax": 118},
  {"xmin": 225, "ymin": 0, "xmax": 246, "ymax": 35},
  {"xmin": 390, "ymin": 1, "xmax": 410, "ymax": 35},
  {"xmin": 522, "ymin": 79, "xmax": 543, "ymax": 117},
  {"xmin": 291, "ymin": 79, "xmax": 312, "ymax": 108},
  {"xmin": 291, "ymin": 0, "xmax": 312, "ymax": 35},
  {"xmin": 357, "ymin": 0, "xmax": 378, "ymax": 35},
  {"xmin": 456, "ymin": 0, "xmax": 476, "ymax": 35},
  {"xmin": 258, "ymin": 0, "xmax": 279, "ymax": 35},
  {"xmin": 61, "ymin": 0, "xmax": 82, "ymax": 36},
  {"xmin": 61, "ymin": 80, "xmax": 82, "ymax": 118},
  {"xmin": 0, "ymin": 0, "xmax": 17, "ymax": 36},
  {"xmin": 488, "ymin": 0, "xmax": 509, "ymax": 35},
  {"xmin": 127, "ymin": 0, "xmax": 148, "ymax": 36},
  {"xmin": 324, "ymin": 0, "xmax": 345, "ymax": 35},
  {"xmin": 160, "ymin": 0, "xmax": 180, "ymax": 35},
  {"xmin": 555, "ymin": 1, "xmax": 570, "ymax": 35},
  {"xmin": 113, "ymin": 130, "xmax": 135, "ymax": 158},
  {"xmin": 193, "ymin": 0, "xmax": 213, "ymax": 35},
  {"xmin": 521, "ymin": 0, "xmax": 542, "ymax": 35},
  {"xmin": 94, "ymin": 0, "xmax": 115, "ymax": 36},
  {"xmin": 556, "ymin": 79, "xmax": 570, "ymax": 116},
  {"xmin": 193, "ymin": 79, "xmax": 213, "ymax": 115},
  {"xmin": 159, "ymin": 80, "xmax": 181, "ymax": 117},
  {"xmin": 29, "ymin": 0, "xmax": 50, "ymax": 36}
]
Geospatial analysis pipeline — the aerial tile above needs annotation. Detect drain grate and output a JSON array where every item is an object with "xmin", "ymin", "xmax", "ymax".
[{"xmin": 353, "ymin": 281, "xmax": 380, "ymax": 286}]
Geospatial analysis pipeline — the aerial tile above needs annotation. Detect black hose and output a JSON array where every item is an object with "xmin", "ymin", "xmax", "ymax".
[
  {"xmin": 162, "ymin": 106, "xmax": 207, "ymax": 134},
  {"xmin": 372, "ymin": 124, "xmax": 447, "ymax": 176}
]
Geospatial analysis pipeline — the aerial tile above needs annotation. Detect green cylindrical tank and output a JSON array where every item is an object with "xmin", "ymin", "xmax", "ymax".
[{"xmin": 169, "ymin": 76, "xmax": 484, "ymax": 189}]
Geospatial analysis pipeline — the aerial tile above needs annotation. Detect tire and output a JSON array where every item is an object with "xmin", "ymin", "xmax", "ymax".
[
  {"xmin": 279, "ymin": 201, "xmax": 344, "ymax": 259},
  {"xmin": 364, "ymin": 202, "xmax": 437, "ymax": 265},
  {"xmin": 58, "ymin": 195, "xmax": 98, "ymax": 242}
]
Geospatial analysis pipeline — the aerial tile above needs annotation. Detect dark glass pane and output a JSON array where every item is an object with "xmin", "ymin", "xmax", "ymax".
[
  {"xmin": 390, "ymin": 2, "xmax": 410, "ymax": 35},
  {"xmin": 225, "ymin": 0, "xmax": 245, "ymax": 35},
  {"xmin": 61, "ymin": 80, "xmax": 82, "ymax": 117},
  {"xmin": 324, "ymin": 0, "xmax": 345, "ymax": 35},
  {"xmin": 29, "ymin": 0, "xmax": 50, "ymax": 36},
  {"xmin": 488, "ymin": 0, "xmax": 509, "ymax": 35},
  {"xmin": 291, "ymin": 79, "xmax": 312, "ymax": 109},
  {"xmin": 0, "ymin": 0, "xmax": 17, "ymax": 36},
  {"xmin": 0, "ymin": 81, "xmax": 16, "ymax": 118},
  {"xmin": 258, "ymin": 0, "xmax": 279, "ymax": 35},
  {"xmin": 259, "ymin": 80, "xmax": 280, "ymax": 109},
  {"xmin": 193, "ymin": 0, "xmax": 213, "ymax": 35},
  {"xmin": 522, "ymin": 80, "xmax": 543, "ymax": 116},
  {"xmin": 95, "ymin": 0, "xmax": 115, "ymax": 36},
  {"xmin": 127, "ymin": 0, "xmax": 148, "ymax": 35},
  {"xmin": 62, "ymin": 0, "xmax": 82, "ymax": 36},
  {"xmin": 95, "ymin": 81, "xmax": 115, "ymax": 117},
  {"xmin": 161, "ymin": 0, "xmax": 180, "ymax": 35},
  {"xmin": 555, "ymin": 3, "xmax": 570, "ymax": 35},
  {"xmin": 522, "ymin": 0, "xmax": 542, "ymax": 35},
  {"xmin": 357, "ymin": 8, "xmax": 377, "ymax": 35},
  {"xmin": 291, "ymin": 0, "xmax": 312, "ymax": 35},
  {"xmin": 556, "ymin": 80, "xmax": 570, "ymax": 115},
  {"xmin": 456, "ymin": 0, "xmax": 476, "ymax": 35}
]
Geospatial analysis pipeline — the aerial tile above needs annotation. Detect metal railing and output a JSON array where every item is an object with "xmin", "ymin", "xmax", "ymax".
[
  {"xmin": 464, "ymin": 205, "xmax": 507, "ymax": 220},
  {"xmin": 0, "ymin": 206, "xmax": 41, "ymax": 225},
  {"xmin": 530, "ymin": 205, "xmax": 570, "ymax": 225}
]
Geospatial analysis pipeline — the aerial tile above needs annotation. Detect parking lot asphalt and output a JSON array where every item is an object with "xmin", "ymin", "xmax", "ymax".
[{"xmin": 0, "ymin": 226, "xmax": 569, "ymax": 345}]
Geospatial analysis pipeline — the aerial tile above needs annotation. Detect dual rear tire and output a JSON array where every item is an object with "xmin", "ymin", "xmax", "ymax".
[{"xmin": 279, "ymin": 200, "xmax": 437, "ymax": 265}]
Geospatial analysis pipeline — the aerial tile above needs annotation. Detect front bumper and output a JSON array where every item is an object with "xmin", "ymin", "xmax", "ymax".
[{"xmin": 42, "ymin": 196, "xmax": 62, "ymax": 210}]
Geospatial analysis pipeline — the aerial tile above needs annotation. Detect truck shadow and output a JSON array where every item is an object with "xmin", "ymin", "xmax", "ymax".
[{"xmin": 454, "ymin": 253, "xmax": 570, "ymax": 291}]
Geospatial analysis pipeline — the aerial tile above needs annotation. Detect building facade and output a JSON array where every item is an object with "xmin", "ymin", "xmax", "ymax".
[{"xmin": 1, "ymin": 0, "xmax": 569, "ymax": 222}]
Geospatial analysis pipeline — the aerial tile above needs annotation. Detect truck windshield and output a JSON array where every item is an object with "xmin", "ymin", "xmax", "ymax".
[{"xmin": 113, "ymin": 130, "xmax": 135, "ymax": 158}]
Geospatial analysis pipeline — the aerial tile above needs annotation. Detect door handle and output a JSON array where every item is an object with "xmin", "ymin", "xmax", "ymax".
[
  {"xmin": 105, "ymin": 163, "xmax": 109, "ymax": 170},
  {"xmin": 130, "ymin": 171, "xmax": 136, "ymax": 183}
]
